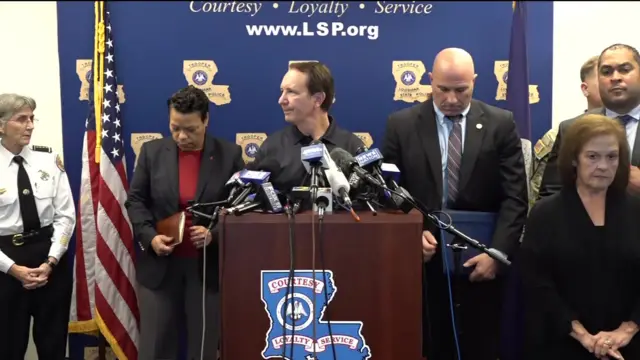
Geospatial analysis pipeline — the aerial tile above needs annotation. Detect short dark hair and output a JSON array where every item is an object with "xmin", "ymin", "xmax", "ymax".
[
  {"xmin": 558, "ymin": 114, "xmax": 630, "ymax": 192},
  {"xmin": 580, "ymin": 56, "xmax": 599, "ymax": 82},
  {"xmin": 167, "ymin": 85, "xmax": 209, "ymax": 121},
  {"xmin": 288, "ymin": 61, "xmax": 334, "ymax": 112},
  {"xmin": 597, "ymin": 43, "xmax": 640, "ymax": 69}
]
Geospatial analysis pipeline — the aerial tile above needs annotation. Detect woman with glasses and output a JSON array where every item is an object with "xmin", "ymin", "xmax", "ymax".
[{"xmin": 0, "ymin": 93, "xmax": 75, "ymax": 360}]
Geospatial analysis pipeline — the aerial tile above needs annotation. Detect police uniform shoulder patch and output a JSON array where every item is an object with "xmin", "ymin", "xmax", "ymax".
[
  {"xmin": 55, "ymin": 154, "xmax": 65, "ymax": 172},
  {"xmin": 533, "ymin": 128, "xmax": 558, "ymax": 160},
  {"xmin": 31, "ymin": 145, "xmax": 52, "ymax": 153}
]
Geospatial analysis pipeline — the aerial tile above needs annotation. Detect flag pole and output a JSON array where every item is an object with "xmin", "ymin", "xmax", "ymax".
[{"xmin": 94, "ymin": 0, "xmax": 105, "ymax": 163}]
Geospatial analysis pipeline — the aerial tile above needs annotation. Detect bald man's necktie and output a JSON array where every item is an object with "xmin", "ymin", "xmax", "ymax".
[
  {"xmin": 446, "ymin": 115, "xmax": 463, "ymax": 206},
  {"xmin": 618, "ymin": 114, "xmax": 634, "ymax": 127},
  {"xmin": 13, "ymin": 156, "xmax": 40, "ymax": 233}
]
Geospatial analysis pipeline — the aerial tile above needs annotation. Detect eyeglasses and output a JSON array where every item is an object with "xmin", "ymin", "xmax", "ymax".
[{"xmin": 9, "ymin": 116, "xmax": 39, "ymax": 125}]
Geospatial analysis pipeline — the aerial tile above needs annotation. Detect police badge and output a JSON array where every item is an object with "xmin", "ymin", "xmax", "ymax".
[{"xmin": 236, "ymin": 133, "xmax": 267, "ymax": 163}]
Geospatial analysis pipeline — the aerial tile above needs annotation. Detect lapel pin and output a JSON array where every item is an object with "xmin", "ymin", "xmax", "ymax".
[{"xmin": 476, "ymin": 123, "xmax": 483, "ymax": 130}]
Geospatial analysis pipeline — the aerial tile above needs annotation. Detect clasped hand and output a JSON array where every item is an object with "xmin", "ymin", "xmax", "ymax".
[
  {"xmin": 9, "ymin": 263, "xmax": 52, "ymax": 290},
  {"xmin": 577, "ymin": 327, "xmax": 636, "ymax": 359}
]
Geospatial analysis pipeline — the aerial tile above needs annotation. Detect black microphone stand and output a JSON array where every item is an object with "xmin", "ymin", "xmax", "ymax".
[
  {"xmin": 369, "ymin": 180, "xmax": 511, "ymax": 266},
  {"xmin": 187, "ymin": 199, "xmax": 228, "ymax": 211},
  {"xmin": 187, "ymin": 207, "xmax": 221, "ymax": 233},
  {"xmin": 309, "ymin": 162, "xmax": 322, "ymax": 204}
]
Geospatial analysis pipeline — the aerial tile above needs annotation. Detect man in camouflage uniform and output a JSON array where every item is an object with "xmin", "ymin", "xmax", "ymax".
[{"xmin": 529, "ymin": 56, "xmax": 602, "ymax": 205}]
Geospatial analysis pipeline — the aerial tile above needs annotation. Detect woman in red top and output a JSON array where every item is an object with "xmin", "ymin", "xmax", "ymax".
[{"xmin": 126, "ymin": 86, "xmax": 244, "ymax": 360}]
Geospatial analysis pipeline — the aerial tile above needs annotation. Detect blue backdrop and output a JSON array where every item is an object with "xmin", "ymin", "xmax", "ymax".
[{"xmin": 56, "ymin": 1, "xmax": 553, "ymax": 358}]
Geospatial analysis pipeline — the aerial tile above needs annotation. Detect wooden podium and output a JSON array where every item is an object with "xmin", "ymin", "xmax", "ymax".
[{"xmin": 219, "ymin": 210, "xmax": 424, "ymax": 359}]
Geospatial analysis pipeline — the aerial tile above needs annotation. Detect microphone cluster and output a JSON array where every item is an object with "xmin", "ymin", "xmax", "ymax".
[{"xmin": 198, "ymin": 142, "xmax": 413, "ymax": 218}]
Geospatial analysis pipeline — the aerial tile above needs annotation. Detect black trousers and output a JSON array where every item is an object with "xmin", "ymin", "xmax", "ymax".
[
  {"xmin": 0, "ymin": 233, "xmax": 72, "ymax": 360},
  {"xmin": 422, "ymin": 253, "xmax": 506, "ymax": 360}
]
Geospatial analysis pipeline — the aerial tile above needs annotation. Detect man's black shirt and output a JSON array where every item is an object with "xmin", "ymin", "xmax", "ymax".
[{"xmin": 250, "ymin": 116, "xmax": 364, "ymax": 191}]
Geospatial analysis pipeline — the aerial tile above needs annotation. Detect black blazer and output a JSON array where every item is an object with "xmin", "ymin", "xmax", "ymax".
[
  {"xmin": 519, "ymin": 186, "xmax": 640, "ymax": 359},
  {"xmin": 125, "ymin": 135, "xmax": 244, "ymax": 291},
  {"xmin": 539, "ymin": 107, "xmax": 640, "ymax": 199},
  {"xmin": 381, "ymin": 99, "xmax": 528, "ymax": 259}
]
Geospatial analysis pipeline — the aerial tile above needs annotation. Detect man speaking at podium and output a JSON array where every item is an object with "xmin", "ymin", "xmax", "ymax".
[
  {"xmin": 125, "ymin": 86, "xmax": 244, "ymax": 360},
  {"xmin": 250, "ymin": 61, "xmax": 363, "ymax": 189},
  {"xmin": 381, "ymin": 48, "xmax": 528, "ymax": 360}
]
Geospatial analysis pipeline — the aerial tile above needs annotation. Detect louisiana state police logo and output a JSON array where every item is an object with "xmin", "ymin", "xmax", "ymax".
[
  {"xmin": 192, "ymin": 70, "xmax": 208, "ymax": 86},
  {"xmin": 401, "ymin": 70, "xmax": 416, "ymax": 86},
  {"xmin": 236, "ymin": 133, "xmax": 267, "ymax": 163},
  {"xmin": 261, "ymin": 270, "xmax": 371, "ymax": 359}
]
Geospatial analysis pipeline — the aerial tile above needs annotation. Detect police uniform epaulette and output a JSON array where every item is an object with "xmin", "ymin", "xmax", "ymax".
[{"xmin": 31, "ymin": 145, "xmax": 52, "ymax": 153}]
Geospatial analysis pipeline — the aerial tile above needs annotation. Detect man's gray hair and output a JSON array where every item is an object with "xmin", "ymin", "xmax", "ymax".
[{"xmin": 0, "ymin": 93, "xmax": 37, "ymax": 129}]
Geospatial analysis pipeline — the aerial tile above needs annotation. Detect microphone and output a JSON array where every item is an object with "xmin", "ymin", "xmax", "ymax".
[
  {"xmin": 347, "ymin": 146, "xmax": 367, "ymax": 193},
  {"xmin": 380, "ymin": 163, "xmax": 401, "ymax": 189},
  {"xmin": 228, "ymin": 159, "xmax": 281, "ymax": 207},
  {"xmin": 355, "ymin": 147, "xmax": 391, "ymax": 198},
  {"xmin": 300, "ymin": 140, "xmax": 331, "ymax": 204},
  {"xmin": 225, "ymin": 181, "xmax": 284, "ymax": 215},
  {"xmin": 379, "ymin": 163, "xmax": 413, "ymax": 214},
  {"xmin": 325, "ymin": 167, "xmax": 352, "ymax": 208},
  {"xmin": 330, "ymin": 148, "xmax": 384, "ymax": 189},
  {"xmin": 223, "ymin": 170, "xmax": 246, "ymax": 204}
]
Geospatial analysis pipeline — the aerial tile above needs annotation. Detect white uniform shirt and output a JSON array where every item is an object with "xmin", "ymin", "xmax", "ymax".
[{"xmin": 0, "ymin": 144, "xmax": 76, "ymax": 273}]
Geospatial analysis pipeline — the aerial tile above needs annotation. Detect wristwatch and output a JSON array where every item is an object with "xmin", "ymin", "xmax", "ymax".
[{"xmin": 45, "ymin": 259, "xmax": 56, "ymax": 269}]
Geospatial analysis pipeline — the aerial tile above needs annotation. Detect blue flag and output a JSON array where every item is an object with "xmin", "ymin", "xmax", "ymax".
[{"xmin": 506, "ymin": 1, "xmax": 531, "ymax": 139}]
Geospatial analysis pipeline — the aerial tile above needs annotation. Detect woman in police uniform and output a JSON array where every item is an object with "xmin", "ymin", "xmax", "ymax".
[{"xmin": 0, "ymin": 93, "xmax": 76, "ymax": 360}]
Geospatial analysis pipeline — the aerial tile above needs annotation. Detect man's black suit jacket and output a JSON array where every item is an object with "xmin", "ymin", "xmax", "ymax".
[
  {"xmin": 125, "ymin": 135, "xmax": 244, "ymax": 291},
  {"xmin": 382, "ymin": 99, "xmax": 528, "ymax": 259},
  {"xmin": 539, "ymin": 107, "xmax": 640, "ymax": 198}
]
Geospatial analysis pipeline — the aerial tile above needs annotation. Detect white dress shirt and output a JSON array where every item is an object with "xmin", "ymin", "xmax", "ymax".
[
  {"xmin": 605, "ymin": 103, "xmax": 640, "ymax": 157},
  {"xmin": 0, "ymin": 143, "xmax": 76, "ymax": 273}
]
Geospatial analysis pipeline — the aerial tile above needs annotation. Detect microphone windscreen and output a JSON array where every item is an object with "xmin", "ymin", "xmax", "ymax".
[{"xmin": 329, "ymin": 147, "xmax": 355, "ymax": 173}]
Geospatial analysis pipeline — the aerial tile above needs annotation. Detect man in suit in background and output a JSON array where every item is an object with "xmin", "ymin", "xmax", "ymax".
[
  {"xmin": 382, "ymin": 47, "xmax": 528, "ymax": 360},
  {"xmin": 125, "ymin": 85, "xmax": 244, "ymax": 360},
  {"xmin": 530, "ymin": 55, "xmax": 603, "ymax": 204},
  {"xmin": 539, "ymin": 43, "xmax": 640, "ymax": 198}
]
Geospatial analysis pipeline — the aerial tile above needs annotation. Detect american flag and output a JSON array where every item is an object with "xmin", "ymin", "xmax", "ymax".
[
  {"xmin": 506, "ymin": 0, "xmax": 531, "ymax": 139},
  {"xmin": 69, "ymin": 3, "xmax": 140, "ymax": 359}
]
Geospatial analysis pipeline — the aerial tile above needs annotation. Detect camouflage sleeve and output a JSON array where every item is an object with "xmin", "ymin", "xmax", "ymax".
[{"xmin": 529, "ymin": 128, "xmax": 558, "ymax": 207}]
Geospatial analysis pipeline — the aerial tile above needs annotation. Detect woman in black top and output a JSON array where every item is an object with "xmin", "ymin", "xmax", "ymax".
[{"xmin": 521, "ymin": 114, "xmax": 640, "ymax": 360}]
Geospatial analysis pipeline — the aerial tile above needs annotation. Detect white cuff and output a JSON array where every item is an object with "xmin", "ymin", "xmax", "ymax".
[
  {"xmin": 48, "ymin": 242, "xmax": 67, "ymax": 262},
  {"xmin": 0, "ymin": 251, "xmax": 15, "ymax": 274}
]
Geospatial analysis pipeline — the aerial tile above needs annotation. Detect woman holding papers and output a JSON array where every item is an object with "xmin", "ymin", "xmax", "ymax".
[
  {"xmin": 520, "ymin": 114, "xmax": 640, "ymax": 360},
  {"xmin": 125, "ymin": 86, "xmax": 244, "ymax": 360}
]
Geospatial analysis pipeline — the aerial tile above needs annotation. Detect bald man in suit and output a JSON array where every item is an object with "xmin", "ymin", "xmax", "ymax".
[{"xmin": 382, "ymin": 48, "xmax": 528, "ymax": 360}]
